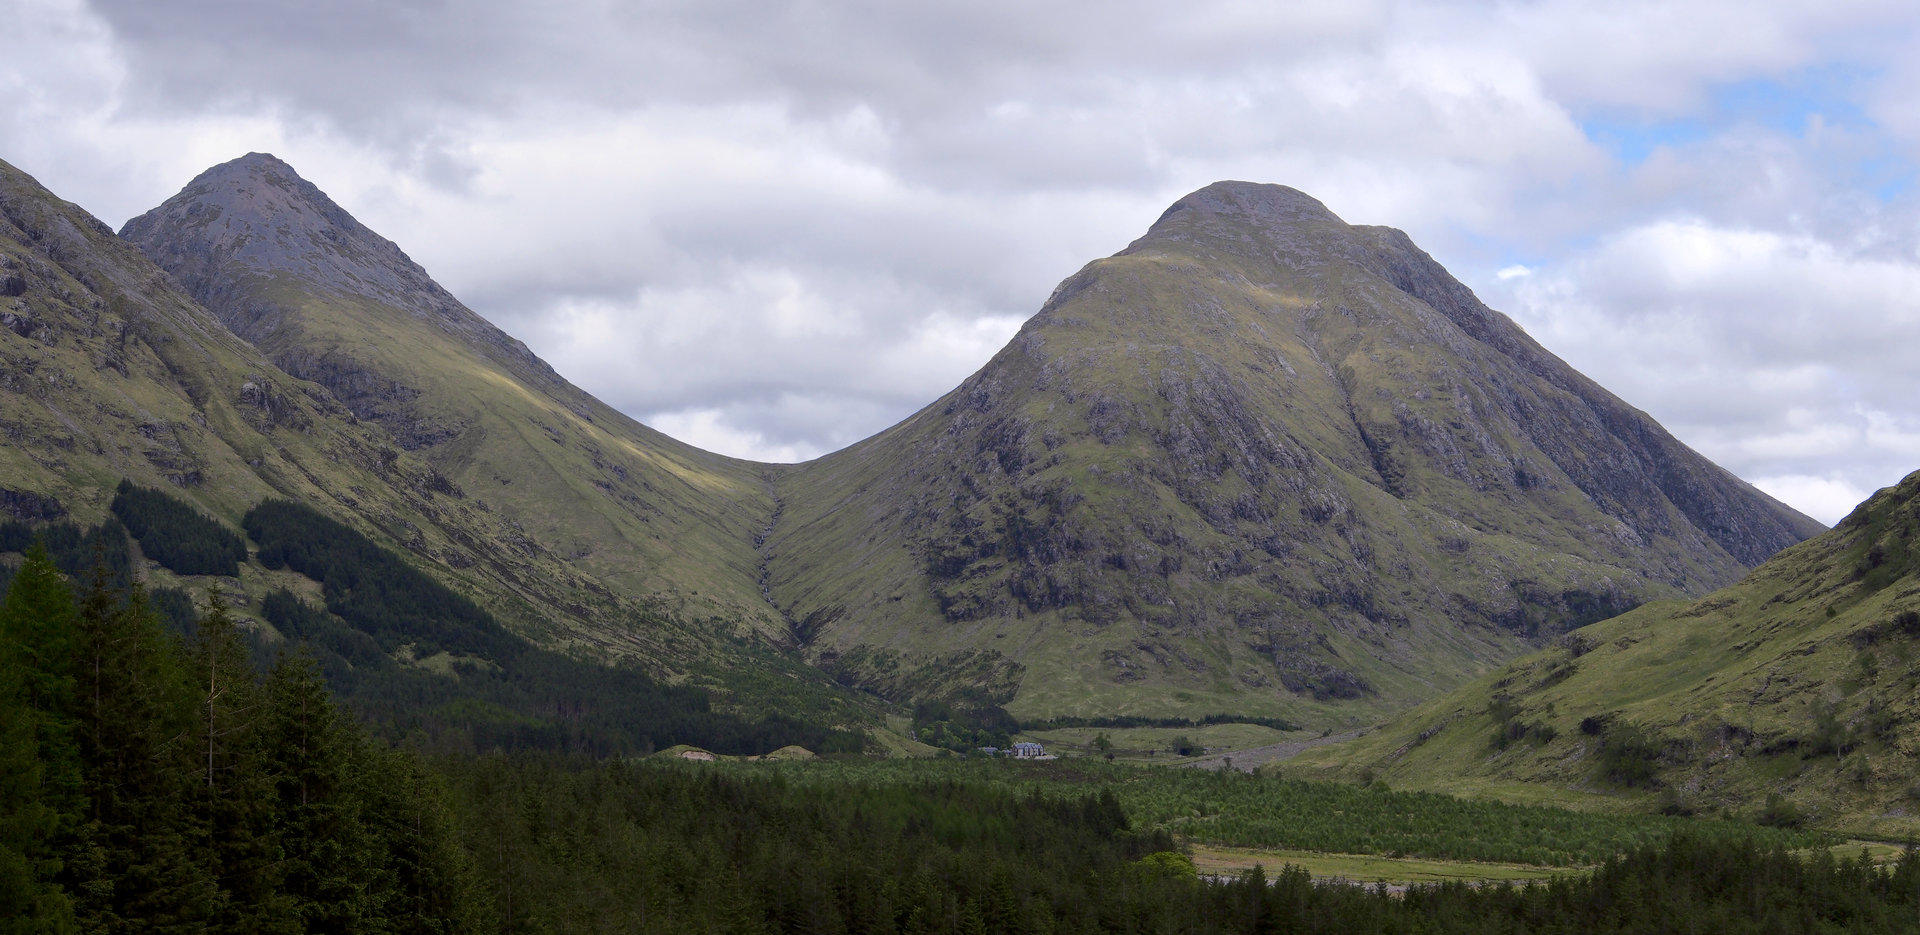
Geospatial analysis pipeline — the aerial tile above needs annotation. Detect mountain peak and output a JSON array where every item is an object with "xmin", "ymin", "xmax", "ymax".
[
  {"xmin": 1162, "ymin": 180, "xmax": 1341, "ymax": 226},
  {"xmin": 768, "ymin": 178, "xmax": 1824, "ymax": 719},
  {"xmin": 226, "ymin": 150, "xmax": 296, "ymax": 173},
  {"xmin": 1129, "ymin": 180, "xmax": 1347, "ymax": 256},
  {"xmin": 172, "ymin": 151, "xmax": 349, "ymax": 226},
  {"xmin": 122, "ymin": 153, "xmax": 466, "ymax": 334},
  {"xmin": 121, "ymin": 153, "xmax": 581, "ymax": 439}
]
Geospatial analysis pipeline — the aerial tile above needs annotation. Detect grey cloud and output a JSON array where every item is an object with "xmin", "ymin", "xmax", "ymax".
[
  {"xmin": 1485, "ymin": 216, "xmax": 1920, "ymax": 523},
  {"xmin": 10, "ymin": 0, "xmax": 1920, "ymax": 520},
  {"xmin": 90, "ymin": 1, "xmax": 1371, "ymax": 129}
]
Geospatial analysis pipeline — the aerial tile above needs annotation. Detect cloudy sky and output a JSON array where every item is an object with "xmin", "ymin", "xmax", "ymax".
[{"xmin": 5, "ymin": 0, "xmax": 1919, "ymax": 525}]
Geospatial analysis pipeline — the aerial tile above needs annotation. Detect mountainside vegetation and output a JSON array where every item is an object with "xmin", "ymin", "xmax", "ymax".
[
  {"xmin": 2, "ymin": 150, "xmax": 1825, "ymax": 733},
  {"xmin": 5, "ymin": 487, "xmax": 866, "ymax": 759},
  {"xmin": 110, "ymin": 479, "xmax": 248, "ymax": 577},
  {"xmin": 5, "ymin": 543, "xmax": 1911, "ymax": 933},
  {"xmin": 1282, "ymin": 468, "xmax": 1920, "ymax": 836},
  {"xmin": 240, "ymin": 497, "xmax": 866, "ymax": 754},
  {"xmin": 120, "ymin": 154, "xmax": 782, "ymax": 642},
  {"xmin": 765, "ymin": 182, "xmax": 1822, "ymax": 723},
  {"xmin": 0, "ymin": 154, "xmax": 869, "ymax": 725}
]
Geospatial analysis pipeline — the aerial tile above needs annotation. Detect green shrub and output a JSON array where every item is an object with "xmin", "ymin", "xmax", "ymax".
[
  {"xmin": 1756, "ymin": 793, "xmax": 1804, "ymax": 829},
  {"xmin": 1598, "ymin": 720, "xmax": 1664, "ymax": 788}
]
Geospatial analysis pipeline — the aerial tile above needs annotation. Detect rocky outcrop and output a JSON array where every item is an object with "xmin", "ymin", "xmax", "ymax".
[{"xmin": 0, "ymin": 487, "xmax": 65, "ymax": 522}]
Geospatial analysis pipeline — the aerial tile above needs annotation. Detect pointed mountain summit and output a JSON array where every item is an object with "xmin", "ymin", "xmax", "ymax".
[
  {"xmin": 122, "ymin": 154, "xmax": 779, "ymax": 634},
  {"xmin": 0, "ymin": 154, "xmax": 395, "ymax": 518},
  {"xmin": 765, "ymin": 180, "xmax": 1823, "ymax": 723},
  {"xmin": 0, "ymin": 154, "xmax": 615, "ymax": 639},
  {"xmin": 124, "ymin": 153, "xmax": 562, "ymax": 417}
]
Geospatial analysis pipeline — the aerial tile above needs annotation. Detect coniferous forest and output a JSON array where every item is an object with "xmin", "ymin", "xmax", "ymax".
[
  {"xmin": 4, "ymin": 511, "xmax": 1920, "ymax": 933},
  {"xmin": 110, "ymin": 481, "xmax": 249, "ymax": 578}
]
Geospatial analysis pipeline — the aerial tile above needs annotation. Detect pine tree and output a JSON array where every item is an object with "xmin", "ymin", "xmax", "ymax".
[
  {"xmin": 186, "ymin": 588, "xmax": 292, "ymax": 934},
  {"xmin": 357, "ymin": 748, "xmax": 487, "ymax": 934},
  {"xmin": 67, "ymin": 558, "xmax": 215, "ymax": 933},
  {"xmin": 259, "ymin": 646, "xmax": 368, "ymax": 931},
  {"xmin": 0, "ymin": 542, "xmax": 79, "ymax": 933}
]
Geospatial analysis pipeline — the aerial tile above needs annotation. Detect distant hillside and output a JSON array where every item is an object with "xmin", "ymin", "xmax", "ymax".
[
  {"xmin": 4, "ymin": 152, "xmax": 1826, "ymax": 732},
  {"xmin": 765, "ymin": 182, "xmax": 1824, "ymax": 724},
  {"xmin": 1281, "ymin": 469, "xmax": 1920, "ymax": 835},
  {"xmin": 0, "ymin": 153, "xmax": 437, "ymax": 552},
  {"xmin": 0, "ymin": 155, "xmax": 869, "ymax": 728},
  {"xmin": 120, "ymin": 154, "xmax": 781, "ymax": 639}
]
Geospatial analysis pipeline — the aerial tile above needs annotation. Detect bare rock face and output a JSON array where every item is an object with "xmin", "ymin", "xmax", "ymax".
[
  {"xmin": 765, "ymin": 181, "xmax": 1825, "ymax": 720},
  {"xmin": 120, "ymin": 153, "xmax": 560, "ymax": 422},
  {"xmin": 0, "ymin": 487, "xmax": 65, "ymax": 522}
]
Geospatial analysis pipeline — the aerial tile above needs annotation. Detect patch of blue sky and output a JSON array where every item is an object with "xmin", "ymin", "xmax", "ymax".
[
  {"xmin": 1581, "ymin": 64, "xmax": 1878, "ymax": 166},
  {"xmin": 1714, "ymin": 63, "xmax": 1875, "ymax": 135},
  {"xmin": 1580, "ymin": 64, "xmax": 1917, "ymax": 203},
  {"xmin": 1580, "ymin": 118, "xmax": 1709, "ymax": 164},
  {"xmin": 1433, "ymin": 223, "xmax": 1548, "ymax": 283},
  {"xmin": 1855, "ymin": 154, "xmax": 1916, "ymax": 202}
]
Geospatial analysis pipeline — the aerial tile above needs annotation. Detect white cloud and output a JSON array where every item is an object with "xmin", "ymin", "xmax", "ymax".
[
  {"xmin": 646, "ymin": 409, "xmax": 820, "ymax": 465},
  {"xmin": 2, "ymin": 0, "xmax": 1918, "ymax": 523},
  {"xmin": 1489, "ymin": 218, "xmax": 1920, "ymax": 522},
  {"xmin": 1490, "ymin": 0, "xmax": 1906, "ymax": 114},
  {"xmin": 1751, "ymin": 474, "xmax": 1867, "ymax": 526}
]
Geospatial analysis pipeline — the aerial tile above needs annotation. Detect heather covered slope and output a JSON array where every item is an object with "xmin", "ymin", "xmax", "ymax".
[
  {"xmin": 121, "ymin": 154, "xmax": 779, "ymax": 636},
  {"xmin": 765, "ymin": 182, "xmax": 1823, "ymax": 724},
  {"xmin": 1282, "ymin": 468, "xmax": 1920, "ymax": 835}
]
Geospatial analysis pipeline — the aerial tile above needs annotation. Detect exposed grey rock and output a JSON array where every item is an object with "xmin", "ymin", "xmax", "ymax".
[
  {"xmin": 0, "ymin": 487, "xmax": 65, "ymax": 521},
  {"xmin": 120, "ymin": 153, "xmax": 565, "ymax": 448}
]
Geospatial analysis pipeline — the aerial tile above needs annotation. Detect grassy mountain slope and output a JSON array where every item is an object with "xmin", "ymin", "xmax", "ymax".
[
  {"xmin": 19, "ymin": 155, "xmax": 1827, "ymax": 736},
  {"xmin": 119, "ymin": 154, "xmax": 779, "ymax": 637},
  {"xmin": 0, "ymin": 154, "xmax": 430, "ymax": 548},
  {"xmin": 1281, "ymin": 469, "xmax": 1920, "ymax": 835},
  {"xmin": 766, "ymin": 182, "xmax": 1823, "ymax": 725},
  {"xmin": 0, "ymin": 155, "xmax": 865, "ymax": 726}
]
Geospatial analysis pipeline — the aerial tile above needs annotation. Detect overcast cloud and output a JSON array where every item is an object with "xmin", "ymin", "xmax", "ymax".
[{"xmin": 4, "ymin": 0, "xmax": 1918, "ymax": 524}]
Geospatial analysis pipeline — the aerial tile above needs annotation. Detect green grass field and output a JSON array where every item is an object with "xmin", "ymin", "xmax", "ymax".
[
  {"xmin": 724, "ymin": 755, "xmax": 1829, "ymax": 868},
  {"xmin": 1189, "ymin": 844, "xmax": 1566, "ymax": 885}
]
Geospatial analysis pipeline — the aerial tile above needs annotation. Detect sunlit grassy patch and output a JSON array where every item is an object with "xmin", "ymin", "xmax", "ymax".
[{"xmin": 1188, "ymin": 844, "xmax": 1567, "ymax": 885}]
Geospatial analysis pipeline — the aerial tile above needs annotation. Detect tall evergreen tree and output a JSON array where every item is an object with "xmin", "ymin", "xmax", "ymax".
[
  {"xmin": 67, "ymin": 560, "xmax": 214, "ymax": 934},
  {"xmin": 0, "ymin": 543, "xmax": 79, "ymax": 933},
  {"xmin": 260, "ymin": 646, "xmax": 367, "ymax": 931},
  {"xmin": 357, "ymin": 748, "xmax": 486, "ymax": 934},
  {"xmin": 185, "ymin": 588, "xmax": 291, "ymax": 934},
  {"xmin": 3, "ymin": 543, "xmax": 79, "ymax": 722}
]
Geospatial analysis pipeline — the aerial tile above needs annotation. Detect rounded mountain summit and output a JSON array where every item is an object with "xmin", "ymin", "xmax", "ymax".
[{"xmin": 762, "ymin": 179, "xmax": 1823, "ymax": 722}]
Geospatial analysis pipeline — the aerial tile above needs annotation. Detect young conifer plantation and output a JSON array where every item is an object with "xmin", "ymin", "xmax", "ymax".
[{"xmin": 3, "ymin": 519, "xmax": 1920, "ymax": 933}]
